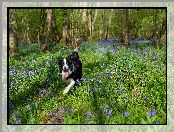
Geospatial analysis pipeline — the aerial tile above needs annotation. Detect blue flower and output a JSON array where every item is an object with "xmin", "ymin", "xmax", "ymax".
[
  {"xmin": 80, "ymin": 77, "xmax": 86, "ymax": 81},
  {"xmin": 14, "ymin": 119, "xmax": 20, "ymax": 124},
  {"xmin": 144, "ymin": 96, "xmax": 147, "ymax": 100},
  {"xmin": 148, "ymin": 109, "xmax": 156, "ymax": 117},
  {"xmin": 25, "ymin": 105, "xmax": 31, "ymax": 110},
  {"xmin": 76, "ymin": 79, "xmax": 80, "ymax": 84},
  {"xmin": 87, "ymin": 111, "xmax": 92, "ymax": 117},
  {"xmin": 98, "ymin": 81, "xmax": 102, "ymax": 85},
  {"xmin": 154, "ymin": 121, "xmax": 159, "ymax": 124},
  {"xmin": 123, "ymin": 111, "xmax": 129, "ymax": 117},
  {"xmin": 13, "ymin": 111, "xmax": 17, "ymax": 116},
  {"xmin": 39, "ymin": 89, "xmax": 43, "ymax": 95},
  {"xmin": 103, "ymin": 103, "xmax": 108, "ymax": 109},
  {"xmin": 29, "ymin": 70, "xmax": 34, "ymax": 76},
  {"xmin": 103, "ymin": 69, "xmax": 107, "ymax": 76},
  {"xmin": 121, "ymin": 86, "xmax": 124, "ymax": 91},
  {"xmin": 107, "ymin": 109, "xmax": 113, "ymax": 116},
  {"xmin": 60, "ymin": 107, "xmax": 65, "ymax": 111}
]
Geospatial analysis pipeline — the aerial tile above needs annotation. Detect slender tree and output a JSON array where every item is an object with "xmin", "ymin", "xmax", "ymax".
[
  {"xmin": 9, "ymin": 9, "xmax": 18, "ymax": 56},
  {"xmin": 100, "ymin": 10, "xmax": 105, "ymax": 40},
  {"xmin": 124, "ymin": 9, "xmax": 130, "ymax": 47},
  {"xmin": 62, "ymin": 9, "xmax": 68, "ymax": 46},
  {"xmin": 152, "ymin": 9, "xmax": 159, "ymax": 49}
]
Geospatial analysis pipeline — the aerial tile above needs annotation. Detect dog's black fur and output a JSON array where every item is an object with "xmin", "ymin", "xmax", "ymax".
[{"xmin": 58, "ymin": 50, "xmax": 82, "ymax": 94}]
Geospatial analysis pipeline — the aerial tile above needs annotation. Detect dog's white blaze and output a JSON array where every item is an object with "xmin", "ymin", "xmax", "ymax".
[
  {"xmin": 63, "ymin": 78, "xmax": 75, "ymax": 94},
  {"xmin": 61, "ymin": 58, "xmax": 72, "ymax": 80},
  {"xmin": 63, "ymin": 58, "xmax": 69, "ymax": 70}
]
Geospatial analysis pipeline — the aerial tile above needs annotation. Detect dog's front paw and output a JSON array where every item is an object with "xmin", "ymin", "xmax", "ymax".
[{"xmin": 63, "ymin": 87, "xmax": 70, "ymax": 94}]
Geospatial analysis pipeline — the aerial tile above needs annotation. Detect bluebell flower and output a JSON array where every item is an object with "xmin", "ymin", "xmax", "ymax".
[
  {"xmin": 144, "ymin": 96, "xmax": 147, "ymax": 100},
  {"xmin": 107, "ymin": 109, "xmax": 113, "ymax": 116},
  {"xmin": 60, "ymin": 108, "xmax": 65, "ymax": 111},
  {"xmin": 154, "ymin": 121, "xmax": 159, "ymax": 124},
  {"xmin": 9, "ymin": 70, "xmax": 14, "ymax": 74},
  {"xmin": 123, "ymin": 111, "xmax": 129, "ymax": 117},
  {"xmin": 29, "ymin": 70, "xmax": 34, "ymax": 76},
  {"xmin": 87, "ymin": 111, "xmax": 92, "ymax": 117},
  {"xmin": 58, "ymin": 52, "xmax": 62, "ymax": 57},
  {"xmin": 14, "ymin": 119, "xmax": 20, "ymax": 124},
  {"xmin": 80, "ymin": 78, "xmax": 86, "ymax": 81},
  {"xmin": 13, "ymin": 111, "xmax": 17, "ymax": 116},
  {"xmin": 103, "ymin": 69, "xmax": 107, "ymax": 76},
  {"xmin": 76, "ymin": 79, "xmax": 80, "ymax": 84},
  {"xmin": 121, "ymin": 86, "xmax": 124, "ymax": 91},
  {"xmin": 148, "ymin": 109, "xmax": 156, "ymax": 117},
  {"xmin": 98, "ymin": 81, "xmax": 102, "ymax": 85},
  {"xmin": 39, "ymin": 89, "xmax": 43, "ymax": 95},
  {"xmin": 25, "ymin": 105, "xmax": 31, "ymax": 110},
  {"xmin": 103, "ymin": 103, "xmax": 108, "ymax": 109}
]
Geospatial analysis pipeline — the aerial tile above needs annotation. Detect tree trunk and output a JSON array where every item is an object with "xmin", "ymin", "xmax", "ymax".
[
  {"xmin": 52, "ymin": 10, "xmax": 61, "ymax": 43},
  {"xmin": 22, "ymin": 15, "xmax": 30, "ymax": 45},
  {"xmin": 106, "ymin": 9, "xmax": 113, "ymax": 39},
  {"xmin": 40, "ymin": 9, "xmax": 58, "ymax": 51},
  {"xmin": 9, "ymin": 9, "xmax": 18, "ymax": 56},
  {"xmin": 124, "ymin": 9, "xmax": 130, "ymax": 47},
  {"xmin": 100, "ymin": 10, "xmax": 105, "ymax": 40},
  {"xmin": 82, "ymin": 9, "xmax": 88, "ymax": 40},
  {"xmin": 153, "ymin": 9, "xmax": 159, "ymax": 49},
  {"xmin": 93, "ymin": 9, "xmax": 98, "ymax": 33},
  {"xmin": 61, "ymin": 9, "xmax": 68, "ymax": 46},
  {"xmin": 88, "ymin": 9, "xmax": 92, "ymax": 36}
]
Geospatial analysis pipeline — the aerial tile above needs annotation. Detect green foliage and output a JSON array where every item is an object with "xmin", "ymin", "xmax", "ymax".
[
  {"xmin": 9, "ymin": 41, "xmax": 166, "ymax": 124},
  {"xmin": 13, "ymin": 9, "xmax": 166, "ymax": 43}
]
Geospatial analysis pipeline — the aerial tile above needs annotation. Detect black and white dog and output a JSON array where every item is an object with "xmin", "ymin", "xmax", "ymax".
[{"xmin": 58, "ymin": 49, "xmax": 82, "ymax": 94}]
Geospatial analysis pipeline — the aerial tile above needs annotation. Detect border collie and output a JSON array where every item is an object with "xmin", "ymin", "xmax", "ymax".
[{"xmin": 58, "ymin": 49, "xmax": 82, "ymax": 94}]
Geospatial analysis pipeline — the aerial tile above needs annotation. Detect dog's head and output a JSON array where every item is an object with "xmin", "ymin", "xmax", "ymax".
[
  {"xmin": 58, "ymin": 56, "xmax": 75, "ymax": 79},
  {"xmin": 58, "ymin": 51, "xmax": 80, "ymax": 79}
]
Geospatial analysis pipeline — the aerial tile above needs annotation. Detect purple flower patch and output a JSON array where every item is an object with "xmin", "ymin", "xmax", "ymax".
[
  {"xmin": 25, "ymin": 105, "xmax": 31, "ymax": 110},
  {"xmin": 103, "ymin": 103, "xmax": 108, "ymax": 109},
  {"xmin": 123, "ymin": 111, "xmax": 129, "ymax": 117},
  {"xmin": 14, "ymin": 119, "xmax": 20, "ymax": 124},
  {"xmin": 87, "ymin": 111, "xmax": 92, "ymax": 117},
  {"xmin": 148, "ymin": 109, "xmax": 156, "ymax": 117},
  {"xmin": 107, "ymin": 109, "xmax": 113, "ymax": 117}
]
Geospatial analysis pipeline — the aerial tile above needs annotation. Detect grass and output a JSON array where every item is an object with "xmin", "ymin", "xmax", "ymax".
[{"xmin": 9, "ymin": 40, "xmax": 166, "ymax": 124}]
